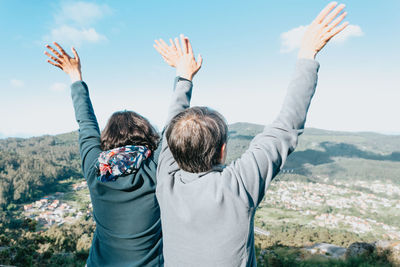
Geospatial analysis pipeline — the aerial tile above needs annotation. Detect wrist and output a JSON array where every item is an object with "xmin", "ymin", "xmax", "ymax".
[
  {"xmin": 176, "ymin": 71, "xmax": 193, "ymax": 81},
  {"xmin": 69, "ymin": 70, "xmax": 82, "ymax": 83},
  {"xmin": 298, "ymin": 49, "xmax": 316, "ymax": 60}
]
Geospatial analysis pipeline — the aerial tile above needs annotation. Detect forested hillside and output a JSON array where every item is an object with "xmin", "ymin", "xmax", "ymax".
[
  {"xmin": 227, "ymin": 123, "xmax": 400, "ymax": 266},
  {"xmin": 1, "ymin": 124, "xmax": 400, "ymax": 266},
  {"xmin": 227, "ymin": 122, "xmax": 400, "ymax": 185},
  {"xmin": 2, "ymin": 122, "xmax": 399, "ymax": 211},
  {"xmin": 0, "ymin": 132, "xmax": 81, "ymax": 209}
]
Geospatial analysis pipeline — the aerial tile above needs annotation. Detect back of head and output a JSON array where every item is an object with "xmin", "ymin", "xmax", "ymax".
[
  {"xmin": 101, "ymin": 111, "xmax": 160, "ymax": 151},
  {"xmin": 166, "ymin": 106, "xmax": 228, "ymax": 173}
]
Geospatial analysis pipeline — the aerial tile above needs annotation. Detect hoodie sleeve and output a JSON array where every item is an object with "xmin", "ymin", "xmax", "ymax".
[
  {"xmin": 71, "ymin": 81, "xmax": 102, "ymax": 180},
  {"xmin": 157, "ymin": 77, "xmax": 193, "ymax": 180},
  {"xmin": 226, "ymin": 59, "xmax": 320, "ymax": 207}
]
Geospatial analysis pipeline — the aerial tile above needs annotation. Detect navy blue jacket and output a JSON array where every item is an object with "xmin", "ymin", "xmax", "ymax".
[{"xmin": 71, "ymin": 81, "xmax": 163, "ymax": 267}]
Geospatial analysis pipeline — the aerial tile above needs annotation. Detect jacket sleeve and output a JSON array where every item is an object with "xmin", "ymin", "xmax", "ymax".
[
  {"xmin": 165, "ymin": 77, "xmax": 193, "ymax": 124},
  {"xmin": 71, "ymin": 81, "xmax": 102, "ymax": 179},
  {"xmin": 227, "ymin": 59, "xmax": 320, "ymax": 207},
  {"xmin": 157, "ymin": 77, "xmax": 193, "ymax": 177}
]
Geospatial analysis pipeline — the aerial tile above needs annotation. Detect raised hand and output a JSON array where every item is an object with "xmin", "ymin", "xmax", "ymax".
[
  {"xmin": 298, "ymin": 2, "xmax": 349, "ymax": 59},
  {"xmin": 154, "ymin": 34, "xmax": 202, "ymax": 81},
  {"xmin": 45, "ymin": 42, "xmax": 82, "ymax": 82}
]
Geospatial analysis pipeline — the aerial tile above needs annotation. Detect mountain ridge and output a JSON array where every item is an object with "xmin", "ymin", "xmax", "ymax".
[
  {"xmin": 1, "ymin": 122, "xmax": 400, "ymax": 140},
  {"xmin": 1, "ymin": 122, "xmax": 400, "ymax": 266}
]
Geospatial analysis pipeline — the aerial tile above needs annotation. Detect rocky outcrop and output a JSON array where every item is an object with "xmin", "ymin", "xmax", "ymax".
[
  {"xmin": 305, "ymin": 243, "xmax": 347, "ymax": 259},
  {"xmin": 345, "ymin": 242, "xmax": 375, "ymax": 259},
  {"xmin": 302, "ymin": 240, "xmax": 400, "ymax": 266}
]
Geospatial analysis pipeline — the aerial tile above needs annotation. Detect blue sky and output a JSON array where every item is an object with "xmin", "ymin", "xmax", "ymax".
[{"xmin": 0, "ymin": 0, "xmax": 399, "ymax": 137}]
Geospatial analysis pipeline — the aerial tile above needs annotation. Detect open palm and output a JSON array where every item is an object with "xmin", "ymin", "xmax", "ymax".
[
  {"xmin": 154, "ymin": 34, "xmax": 202, "ymax": 81},
  {"xmin": 44, "ymin": 42, "xmax": 82, "ymax": 82}
]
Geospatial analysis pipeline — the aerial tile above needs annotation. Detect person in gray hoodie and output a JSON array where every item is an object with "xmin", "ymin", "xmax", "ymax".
[{"xmin": 154, "ymin": 2, "xmax": 349, "ymax": 266}]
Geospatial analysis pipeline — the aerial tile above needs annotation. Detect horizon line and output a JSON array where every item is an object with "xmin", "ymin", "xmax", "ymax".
[{"xmin": 1, "ymin": 123, "xmax": 400, "ymax": 140}]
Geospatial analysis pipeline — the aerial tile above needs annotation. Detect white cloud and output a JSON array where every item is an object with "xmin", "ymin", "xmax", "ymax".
[
  {"xmin": 56, "ymin": 2, "xmax": 112, "ymax": 26},
  {"xmin": 50, "ymin": 82, "xmax": 68, "ymax": 92},
  {"xmin": 280, "ymin": 25, "xmax": 307, "ymax": 53},
  {"xmin": 43, "ymin": 2, "xmax": 110, "ymax": 47},
  {"xmin": 331, "ymin": 24, "xmax": 364, "ymax": 43},
  {"xmin": 10, "ymin": 79, "xmax": 24, "ymax": 88},
  {"xmin": 280, "ymin": 24, "xmax": 363, "ymax": 53},
  {"xmin": 45, "ymin": 25, "xmax": 106, "ymax": 47}
]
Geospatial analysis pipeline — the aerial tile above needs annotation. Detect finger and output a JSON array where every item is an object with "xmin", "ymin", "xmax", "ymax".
[
  {"xmin": 180, "ymin": 34, "xmax": 188, "ymax": 54},
  {"xmin": 196, "ymin": 54, "xmax": 203, "ymax": 68},
  {"xmin": 161, "ymin": 55, "xmax": 172, "ymax": 65},
  {"xmin": 325, "ymin": 21, "xmax": 349, "ymax": 41},
  {"xmin": 185, "ymin": 37, "xmax": 194, "ymax": 58},
  {"xmin": 44, "ymin": 51, "xmax": 62, "ymax": 63},
  {"xmin": 169, "ymin": 38, "xmax": 177, "ymax": 50},
  {"xmin": 153, "ymin": 44, "xmax": 167, "ymax": 56},
  {"xmin": 324, "ymin": 11, "xmax": 347, "ymax": 33},
  {"xmin": 53, "ymin": 42, "xmax": 68, "ymax": 57},
  {"xmin": 321, "ymin": 3, "xmax": 345, "ymax": 26},
  {"xmin": 159, "ymin": 53, "xmax": 175, "ymax": 67},
  {"xmin": 47, "ymin": 59, "xmax": 63, "ymax": 70},
  {"xmin": 154, "ymin": 44, "xmax": 170, "ymax": 60},
  {"xmin": 154, "ymin": 40, "xmax": 169, "ymax": 54},
  {"xmin": 154, "ymin": 40, "xmax": 168, "ymax": 52},
  {"xmin": 159, "ymin": 39, "xmax": 170, "ymax": 50},
  {"xmin": 71, "ymin": 47, "xmax": 80, "ymax": 61},
  {"xmin": 174, "ymin": 37, "xmax": 183, "ymax": 55},
  {"xmin": 45, "ymin": 44, "xmax": 62, "ymax": 58},
  {"xmin": 161, "ymin": 54, "xmax": 169, "ymax": 62},
  {"xmin": 313, "ymin": 2, "xmax": 338, "ymax": 24}
]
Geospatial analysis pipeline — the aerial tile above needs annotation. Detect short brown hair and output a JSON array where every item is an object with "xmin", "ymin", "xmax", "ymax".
[
  {"xmin": 166, "ymin": 106, "xmax": 228, "ymax": 173},
  {"xmin": 101, "ymin": 111, "xmax": 160, "ymax": 151}
]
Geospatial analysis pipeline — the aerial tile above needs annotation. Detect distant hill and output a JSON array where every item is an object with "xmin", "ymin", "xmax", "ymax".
[
  {"xmin": 0, "ymin": 132, "xmax": 81, "ymax": 209},
  {"xmin": 1, "ymin": 123, "xmax": 399, "ymax": 209},
  {"xmin": 226, "ymin": 122, "xmax": 400, "ymax": 185},
  {"xmin": 226, "ymin": 123, "xmax": 400, "ymax": 264},
  {"xmin": 1, "ymin": 124, "xmax": 400, "ymax": 266}
]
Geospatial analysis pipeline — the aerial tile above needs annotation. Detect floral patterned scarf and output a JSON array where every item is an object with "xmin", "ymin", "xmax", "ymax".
[{"xmin": 96, "ymin": 145, "xmax": 151, "ymax": 182}]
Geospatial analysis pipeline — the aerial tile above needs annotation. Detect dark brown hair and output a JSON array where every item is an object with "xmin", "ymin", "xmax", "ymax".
[
  {"xmin": 166, "ymin": 106, "xmax": 228, "ymax": 173},
  {"xmin": 101, "ymin": 110, "xmax": 160, "ymax": 151}
]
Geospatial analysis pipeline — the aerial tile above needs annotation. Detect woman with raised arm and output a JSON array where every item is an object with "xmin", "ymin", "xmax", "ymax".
[{"xmin": 44, "ymin": 43, "xmax": 163, "ymax": 267}]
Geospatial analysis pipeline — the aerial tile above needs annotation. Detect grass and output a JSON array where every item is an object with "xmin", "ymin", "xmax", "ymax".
[{"xmin": 255, "ymin": 244, "xmax": 394, "ymax": 267}]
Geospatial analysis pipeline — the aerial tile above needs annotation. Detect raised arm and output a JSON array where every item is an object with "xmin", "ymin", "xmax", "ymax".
[
  {"xmin": 154, "ymin": 34, "xmax": 203, "ymax": 174},
  {"xmin": 154, "ymin": 34, "xmax": 203, "ymax": 124},
  {"xmin": 45, "ymin": 43, "xmax": 101, "ymax": 178},
  {"xmin": 230, "ymin": 2, "xmax": 348, "ymax": 207}
]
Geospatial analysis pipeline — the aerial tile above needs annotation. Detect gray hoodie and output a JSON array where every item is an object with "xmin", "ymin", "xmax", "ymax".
[{"xmin": 156, "ymin": 59, "xmax": 320, "ymax": 266}]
